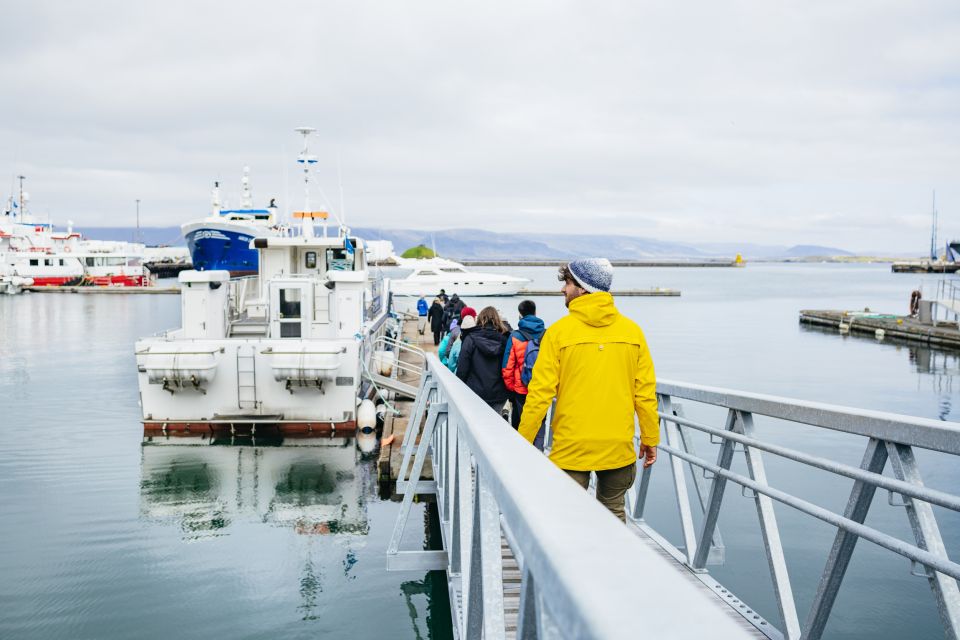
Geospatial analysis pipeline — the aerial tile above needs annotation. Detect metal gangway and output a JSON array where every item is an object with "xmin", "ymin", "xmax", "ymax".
[{"xmin": 387, "ymin": 354, "xmax": 960, "ymax": 639}]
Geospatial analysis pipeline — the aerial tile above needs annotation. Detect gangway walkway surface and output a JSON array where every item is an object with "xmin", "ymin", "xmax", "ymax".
[{"xmin": 386, "ymin": 354, "xmax": 960, "ymax": 640}]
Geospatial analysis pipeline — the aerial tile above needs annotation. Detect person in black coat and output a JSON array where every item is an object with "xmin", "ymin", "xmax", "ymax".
[
  {"xmin": 427, "ymin": 297, "xmax": 445, "ymax": 345},
  {"xmin": 456, "ymin": 306, "xmax": 509, "ymax": 413}
]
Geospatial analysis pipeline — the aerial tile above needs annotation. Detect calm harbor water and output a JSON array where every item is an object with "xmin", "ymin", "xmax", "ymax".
[{"xmin": 2, "ymin": 263, "xmax": 958, "ymax": 639}]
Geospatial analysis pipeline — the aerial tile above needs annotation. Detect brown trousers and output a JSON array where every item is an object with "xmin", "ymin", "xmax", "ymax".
[{"xmin": 563, "ymin": 462, "xmax": 637, "ymax": 522}]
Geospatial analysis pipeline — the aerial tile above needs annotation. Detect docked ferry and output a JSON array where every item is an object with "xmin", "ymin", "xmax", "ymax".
[{"xmin": 182, "ymin": 168, "xmax": 284, "ymax": 276}]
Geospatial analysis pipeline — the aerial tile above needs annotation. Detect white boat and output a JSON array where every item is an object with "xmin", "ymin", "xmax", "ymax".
[
  {"xmin": 2, "ymin": 185, "xmax": 149, "ymax": 287},
  {"xmin": 0, "ymin": 263, "xmax": 32, "ymax": 294},
  {"xmin": 135, "ymin": 128, "xmax": 392, "ymax": 434},
  {"xmin": 389, "ymin": 256, "xmax": 530, "ymax": 297}
]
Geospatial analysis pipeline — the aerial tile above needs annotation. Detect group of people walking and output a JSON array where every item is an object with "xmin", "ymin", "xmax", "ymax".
[{"xmin": 415, "ymin": 258, "xmax": 660, "ymax": 523}]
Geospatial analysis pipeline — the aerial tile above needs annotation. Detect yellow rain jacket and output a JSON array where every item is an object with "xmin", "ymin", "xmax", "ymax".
[{"xmin": 518, "ymin": 292, "xmax": 659, "ymax": 471}]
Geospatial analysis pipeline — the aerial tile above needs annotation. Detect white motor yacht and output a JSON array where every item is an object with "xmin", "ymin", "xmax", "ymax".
[{"xmin": 389, "ymin": 256, "xmax": 529, "ymax": 297}]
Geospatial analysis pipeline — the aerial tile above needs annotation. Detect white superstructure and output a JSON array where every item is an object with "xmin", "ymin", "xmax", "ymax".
[{"xmin": 389, "ymin": 256, "xmax": 529, "ymax": 297}]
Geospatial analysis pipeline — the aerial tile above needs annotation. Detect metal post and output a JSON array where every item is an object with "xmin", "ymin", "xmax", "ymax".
[
  {"xmin": 661, "ymin": 394, "xmax": 698, "ymax": 565},
  {"xmin": 804, "ymin": 438, "xmax": 888, "ymax": 639},
  {"xmin": 692, "ymin": 408, "xmax": 738, "ymax": 569},
  {"xmin": 739, "ymin": 411, "xmax": 801, "ymax": 639},
  {"xmin": 886, "ymin": 442, "xmax": 960, "ymax": 639}
]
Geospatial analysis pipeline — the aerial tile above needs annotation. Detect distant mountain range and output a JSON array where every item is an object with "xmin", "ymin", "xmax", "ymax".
[{"xmin": 78, "ymin": 225, "xmax": 911, "ymax": 260}]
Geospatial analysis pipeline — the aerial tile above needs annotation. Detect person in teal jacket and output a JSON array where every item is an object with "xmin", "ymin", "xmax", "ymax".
[{"xmin": 438, "ymin": 319, "xmax": 458, "ymax": 360}]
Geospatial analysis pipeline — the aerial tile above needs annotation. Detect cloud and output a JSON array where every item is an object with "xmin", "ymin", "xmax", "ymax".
[{"xmin": 0, "ymin": 0, "xmax": 957, "ymax": 252}]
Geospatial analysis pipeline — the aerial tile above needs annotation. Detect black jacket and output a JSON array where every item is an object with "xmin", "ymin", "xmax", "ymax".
[
  {"xmin": 456, "ymin": 326, "xmax": 509, "ymax": 404},
  {"xmin": 428, "ymin": 301, "xmax": 445, "ymax": 332}
]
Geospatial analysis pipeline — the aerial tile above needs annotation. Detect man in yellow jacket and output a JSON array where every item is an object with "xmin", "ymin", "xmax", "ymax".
[{"xmin": 517, "ymin": 258, "xmax": 659, "ymax": 522}]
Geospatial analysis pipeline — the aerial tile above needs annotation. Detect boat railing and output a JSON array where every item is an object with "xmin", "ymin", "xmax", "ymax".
[
  {"xmin": 932, "ymin": 278, "xmax": 960, "ymax": 323},
  {"xmin": 227, "ymin": 276, "xmax": 259, "ymax": 321},
  {"xmin": 371, "ymin": 334, "xmax": 426, "ymax": 380},
  {"xmin": 637, "ymin": 379, "xmax": 960, "ymax": 639}
]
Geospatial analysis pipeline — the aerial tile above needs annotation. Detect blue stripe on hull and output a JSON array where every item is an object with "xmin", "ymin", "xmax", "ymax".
[{"xmin": 184, "ymin": 228, "xmax": 258, "ymax": 276}]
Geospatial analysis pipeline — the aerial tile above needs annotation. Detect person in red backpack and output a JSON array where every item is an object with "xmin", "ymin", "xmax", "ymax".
[{"xmin": 501, "ymin": 300, "xmax": 546, "ymax": 447}]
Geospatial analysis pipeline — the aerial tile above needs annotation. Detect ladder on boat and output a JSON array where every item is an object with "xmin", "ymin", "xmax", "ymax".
[{"xmin": 236, "ymin": 346, "xmax": 258, "ymax": 411}]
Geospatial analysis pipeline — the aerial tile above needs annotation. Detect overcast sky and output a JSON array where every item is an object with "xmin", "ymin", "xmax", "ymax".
[{"xmin": 1, "ymin": 1, "xmax": 957, "ymax": 252}]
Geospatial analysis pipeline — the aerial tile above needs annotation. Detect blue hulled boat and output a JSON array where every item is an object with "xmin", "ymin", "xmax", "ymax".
[{"xmin": 181, "ymin": 168, "xmax": 284, "ymax": 276}]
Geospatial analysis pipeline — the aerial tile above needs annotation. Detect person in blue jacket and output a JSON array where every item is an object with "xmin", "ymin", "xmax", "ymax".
[{"xmin": 416, "ymin": 295, "xmax": 428, "ymax": 336}]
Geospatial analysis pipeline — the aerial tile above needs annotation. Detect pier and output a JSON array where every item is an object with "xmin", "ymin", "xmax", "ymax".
[
  {"xmin": 800, "ymin": 310, "xmax": 960, "ymax": 350},
  {"xmin": 459, "ymin": 259, "xmax": 741, "ymax": 268},
  {"xmin": 25, "ymin": 285, "xmax": 180, "ymax": 294},
  {"xmin": 379, "ymin": 316, "xmax": 960, "ymax": 639}
]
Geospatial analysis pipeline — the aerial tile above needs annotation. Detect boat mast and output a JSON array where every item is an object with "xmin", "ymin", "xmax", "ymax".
[
  {"xmin": 240, "ymin": 166, "xmax": 253, "ymax": 209},
  {"xmin": 930, "ymin": 190, "xmax": 938, "ymax": 261},
  {"xmin": 294, "ymin": 127, "xmax": 319, "ymax": 238},
  {"xmin": 211, "ymin": 181, "xmax": 222, "ymax": 216},
  {"xmin": 17, "ymin": 175, "xmax": 25, "ymax": 223}
]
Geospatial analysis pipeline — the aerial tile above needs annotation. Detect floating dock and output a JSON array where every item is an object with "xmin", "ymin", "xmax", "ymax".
[
  {"xmin": 520, "ymin": 288, "xmax": 679, "ymax": 297},
  {"xmin": 460, "ymin": 259, "xmax": 740, "ymax": 268},
  {"xmin": 799, "ymin": 309, "xmax": 960, "ymax": 349},
  {"xmin": 26, "ymin": 286, "xmax": 180, "ymax": 294},
  {"xmin": 891, "ymin": 260, "xmax": 960, "ymax": 273}
]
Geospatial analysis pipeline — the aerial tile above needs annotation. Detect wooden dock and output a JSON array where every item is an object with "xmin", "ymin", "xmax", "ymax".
[
  {"xmin": 520, "ymin": 288, "xmax": 679, "ymax": 297},
  {"xmin": 25, "ymin": 285, "xmax": 180, "ymax": 294},
  {"xmin": 799, "ymin": 309, "xmax": 960, "ymax": 350}
]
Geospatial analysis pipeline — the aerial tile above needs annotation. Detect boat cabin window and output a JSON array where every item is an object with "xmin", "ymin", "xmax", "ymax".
[
  {"xmin": 440, "ymin": 267, "xmax": 466, "ymax": 273},
  {"xmin": 44, "ymin": 258, "xmax": 53, "ymax": 266},
  {"xmin": 85, "ymin": 257, "xmax": 95, "ymax": 267},
  {"xmin": 127, "ymin": 257, "xmax": 142, "ymax": 267},
  {"xmin": 279, "ymin": 288, "xmax": 302, "ymax": 338},
  {"xmin": 417, "ymin": 270, "xmax": 438, "ymax": 277},
  {"xmin": 305, "ymin": 251, "xmax": 317, "ymax": 269},
  {"xmin": 326, "ymin": 248, "xmax": 354, "ymax": 272},
  {"xmin": 29, "ymin": 259, "xmax": 39, "ymax": 266},
  {"xmin": 59, "ymin": 259, "xmax": 65, "ymax": 266}
]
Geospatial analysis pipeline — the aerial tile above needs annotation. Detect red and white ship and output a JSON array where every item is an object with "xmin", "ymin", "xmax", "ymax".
[{"xmin": 2, "ymin": 182, "xmax": 150, "ymax": 288}]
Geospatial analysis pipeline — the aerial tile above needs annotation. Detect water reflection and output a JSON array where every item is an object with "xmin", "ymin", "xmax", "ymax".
[
  {"xmin": 140, "ymin": 436, "xmax": 369, "ymax": 539},
  {"xmin": 801, "ymin": 324, "xmax": 958, "ymax": 420},
  {"xmin": 138, "ymin": 435, "xmax": 453, "ymax": 638}
]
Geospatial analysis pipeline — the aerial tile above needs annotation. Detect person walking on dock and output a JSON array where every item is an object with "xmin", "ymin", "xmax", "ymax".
[
  {"xmin": 517, "ymin": 259, "xmax": 659, "ymax": 522},
  {"xmin": 456, "ymin": 307, "xmax": 510, "ymax": 413},
  {"xmin": 416, "ymin": 295, "xmax": 429, "ymax": 336},
  {"xmin": 501, "ymin": 300, "xmax": 545, "ymax": 441},
  {"xmin": 428, "ymin": 297, "xmax": 445, "ymax": 345}
]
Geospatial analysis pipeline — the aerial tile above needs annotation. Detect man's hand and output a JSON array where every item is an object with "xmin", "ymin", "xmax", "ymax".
[{"xmin": 639, "ymin": 444, "xmax": 657, "ymax": 468}]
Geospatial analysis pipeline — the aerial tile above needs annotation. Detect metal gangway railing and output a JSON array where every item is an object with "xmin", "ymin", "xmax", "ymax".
[
  {"xmin": 387, "ymin": 355, "xmax": 767, "ymax": 639},
  {"xmin": 387, "ymin": 356, "xmax": 960, "ymax": 639}
]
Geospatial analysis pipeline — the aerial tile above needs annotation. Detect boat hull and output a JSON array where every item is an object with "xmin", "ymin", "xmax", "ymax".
[{"xmin": 135, "ymin": 336, "xmax": 367, "ymax": 424}]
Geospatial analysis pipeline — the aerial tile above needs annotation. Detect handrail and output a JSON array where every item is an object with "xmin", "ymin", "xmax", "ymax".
[
  {"xmin": 638, "ymin": 379, "xmax": 960, "ymax": 640},
  {"xmin": 387, "ymin": 355, "xmax": 759, "ymax": 639}
]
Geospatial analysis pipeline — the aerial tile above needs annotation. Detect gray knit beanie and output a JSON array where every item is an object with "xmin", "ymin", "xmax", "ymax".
[{"xmin": 568, "ymin": 258, "xmax": 613, "ymax": 293}]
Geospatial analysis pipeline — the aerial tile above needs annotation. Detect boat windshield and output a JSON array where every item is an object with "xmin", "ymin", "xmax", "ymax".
[{"xmin": 440, "ymin": 267, "xmax": 467, "ymax": 273}]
